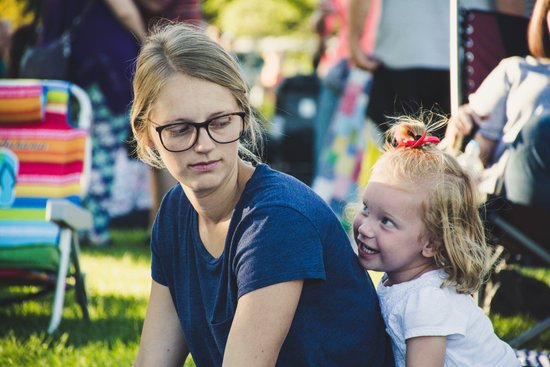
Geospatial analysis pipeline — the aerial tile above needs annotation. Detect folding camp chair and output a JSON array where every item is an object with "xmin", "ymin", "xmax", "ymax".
[
  {"xmin": 0, "ymin": 79, "xmax": 92, "ymax": 334},
  {"xmin": 453, "ymin": 7, "xmax": 549, "ymax": 350}
]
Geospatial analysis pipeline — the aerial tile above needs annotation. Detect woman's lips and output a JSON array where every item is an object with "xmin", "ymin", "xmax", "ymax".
[{"xmin": 189, "ymin": 160, "xmax": 220, "ymax": 171}]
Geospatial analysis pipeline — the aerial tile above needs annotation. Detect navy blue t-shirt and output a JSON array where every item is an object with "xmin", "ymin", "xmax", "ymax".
[{"xmin": 151, "ymin": 164, "xmax": 393, "ymax": 366}]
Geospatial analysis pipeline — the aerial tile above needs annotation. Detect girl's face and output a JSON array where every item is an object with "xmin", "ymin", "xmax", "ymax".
[
  {"xmin": 148, "ymin": 73, "xmax": 242, "ymax": 196},
  {"xmin": 352, "ymin": 170, "xmax": 436, "ymax": 285}
]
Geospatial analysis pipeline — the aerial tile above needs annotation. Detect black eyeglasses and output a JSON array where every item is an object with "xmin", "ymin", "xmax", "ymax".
[{"xmin": 150, "ymin": 112, "xmax": 245, "ymax": 152}]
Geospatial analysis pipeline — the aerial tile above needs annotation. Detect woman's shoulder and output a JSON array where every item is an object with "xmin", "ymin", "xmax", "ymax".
[
  {"xmin": 238, "ymin": 164, "xmax": 342, "ymax": 232},
  {"xmin": 245, "ymin": 164, "xmax": 329, "ymax": 210},
  {"xmin": 498, "ymin": 55, "xmax": 550, "ymax": 77}
]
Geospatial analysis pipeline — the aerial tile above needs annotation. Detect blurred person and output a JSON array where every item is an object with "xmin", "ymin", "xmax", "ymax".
[
  {"xmin": 349, "ymin": 0, "xmax": 458, "ymax": 137},
  {"xmin": 131, "ymin": 23, "xmax": 393, "ymax": 366},
  {"xmin": 312, "ymin": 0, "xmax": 380, "ymax": 171},
  {"xmin": 445, "ymin": 0, "xmax": 550, "ymax": 208},
  {"xmin": 40, "ymin": 0, "xmax": 151, "ymax": 245},
  {"xmin": 6, "ymin": 0, "xmax": 41, "ymax": 78}
]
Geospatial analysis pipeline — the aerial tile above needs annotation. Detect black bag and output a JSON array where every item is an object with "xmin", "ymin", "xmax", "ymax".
[
  {"xmin": 19, "ymin": 33, "xmax": 71, "ymax": 80},
  {"xmin": 18, "ymin": 0, "xmax": 95, "ymax": 80}
]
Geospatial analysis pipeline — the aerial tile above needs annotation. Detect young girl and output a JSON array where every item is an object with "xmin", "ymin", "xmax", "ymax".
[{"xmin": 353, "ymin": 115, "xmax": 520, "ymax": 367}]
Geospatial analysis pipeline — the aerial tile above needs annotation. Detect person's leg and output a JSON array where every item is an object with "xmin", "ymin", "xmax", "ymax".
[
  {"xmin": 84, "ymin": 84, "xmax": 129, "ymax": 245},
  {"xmin": 390, "ymin": 68, "xmax": 451, "ymax": 137},
  {"xmin": 504, "ymin": 113, "xmax": 550, "ymax": 209},
  {"xmin": 314, "ymin": 81, "xmax": 341, "ymax": 174},
  {"xmin": 366, "ymin": 64, "xmax": 395, "ymax": 132}
]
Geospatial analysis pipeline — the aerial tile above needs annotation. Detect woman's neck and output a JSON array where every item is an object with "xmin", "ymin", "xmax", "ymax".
[{"xmin": 185, "ymin": 160, "xmax": 255, "ymax": 225}]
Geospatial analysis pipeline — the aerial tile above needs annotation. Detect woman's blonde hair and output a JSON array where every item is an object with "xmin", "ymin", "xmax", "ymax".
[
  {"xmin": 130, "ymin": 22, "xmax": 263, "ymax": 168},
  {"xmin": 374, "ymin": 113, "xmax": 492, "ymax": 294}
]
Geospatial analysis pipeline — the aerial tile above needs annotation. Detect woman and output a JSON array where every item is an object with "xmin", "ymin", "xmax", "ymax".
[
  {"xmin": 131, "ymin": 23, "xmax": 393, "ymax": 366},
  {"xmin": 446, "ymin": 0, "xmax": 550, "ymax": 165}
]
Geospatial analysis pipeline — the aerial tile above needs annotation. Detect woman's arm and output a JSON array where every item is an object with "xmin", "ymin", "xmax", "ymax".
[
  {"xmin": 348, "ymin": 0, "xmax": 379, "ymax": 71},
  {"xmin": 103, "ymin": 0, "xmax": 146, "ymax": 42},
  {"xmin": 406, "ymin": 336, "xmax": 446, "ymax": 367},
  {"xmin": 134, "ymin": 280, "xmax": 189, "ymax": 367},
  {"xmin": 222, "ymin": 280, "xmax": 304, "ymax": 367}
]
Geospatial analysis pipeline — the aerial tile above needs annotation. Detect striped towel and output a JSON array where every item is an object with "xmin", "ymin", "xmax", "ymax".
[
  {"xmin": 0, "ymin": 84, "xmax": 44, "ymax": 124},
  {"xmin": 516, "ymin": 349, "xmax": 550, "ymax": 367}
]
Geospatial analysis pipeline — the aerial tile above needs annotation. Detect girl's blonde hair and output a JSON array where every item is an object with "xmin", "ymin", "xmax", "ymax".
[
  {"xmin": 130, "ymin": 22, "xmax": 263, "ymax": 168},
  {"xmin": 375, "ymin": 113, "xmax": 492, "ymax": 294}
]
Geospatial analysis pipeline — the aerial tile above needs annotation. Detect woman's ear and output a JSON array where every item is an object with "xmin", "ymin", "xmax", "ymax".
[{"xmin": 145, "ymin": 135, "xmax": 155, "ymax": 148}]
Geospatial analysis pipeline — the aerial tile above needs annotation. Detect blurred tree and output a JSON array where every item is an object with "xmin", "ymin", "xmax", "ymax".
[
  {"xmin": 203, "ymin": 0, "xmax": 316, "ymax": 37},
  {"xmin": 0, "ymin": 0, "xmax": 37, "ymax": 28}
]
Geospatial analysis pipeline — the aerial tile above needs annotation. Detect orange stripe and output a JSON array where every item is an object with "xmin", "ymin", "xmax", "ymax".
[
  {"xmin": 16, "ymin": 151, "xmax": 85, "ymax": 163},
  {"xmin": 0, "ymin": 112, "xmax": 43, "ymax": 123},
  {"xmin": 16, "ymin": 183, "xmax": 81, "ymax": 197},
  {"xmin": 0, "ymin": 97, "xmax": 42, "ymax": 109}
]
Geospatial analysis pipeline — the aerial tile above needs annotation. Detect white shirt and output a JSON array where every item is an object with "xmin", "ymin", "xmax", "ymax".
[
  {"xmin": 377, "ymin": 269, "xmax": 520, "ymax": 367},
  {"xmin": 470, "ymin": 56, "xmax": 550, "ymax": 159}
]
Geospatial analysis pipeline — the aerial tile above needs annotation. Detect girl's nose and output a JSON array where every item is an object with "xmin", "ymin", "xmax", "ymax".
[{"xmin": 357, "ymin": 219, "xmax": 375, "ymax": 239}]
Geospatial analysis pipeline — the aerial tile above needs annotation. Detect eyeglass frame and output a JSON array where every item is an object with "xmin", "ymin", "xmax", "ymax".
[{"xmin": 149, "ymin": 111, "xmax": 246, "ymax": 152}]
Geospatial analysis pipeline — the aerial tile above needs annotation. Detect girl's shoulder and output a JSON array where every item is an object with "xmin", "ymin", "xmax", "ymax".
[{"xmin": 378, "ymin": 270, "xmax": 462, "ymax": 312}]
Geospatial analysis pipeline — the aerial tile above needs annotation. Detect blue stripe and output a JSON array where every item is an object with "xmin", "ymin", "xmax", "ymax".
[{"xmin": 0, "ymin": 220, "xmax": 60, "ymax": 246}]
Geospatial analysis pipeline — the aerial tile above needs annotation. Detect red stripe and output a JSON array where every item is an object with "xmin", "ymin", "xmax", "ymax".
[{"xmin": 19, "ymin": 161, "xmax": 83, "ymax": 175}]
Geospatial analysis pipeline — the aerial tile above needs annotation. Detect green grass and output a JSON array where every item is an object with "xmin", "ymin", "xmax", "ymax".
[
  {"xmin": 0, "ymin": 229, "xmax": 196, "ymax": 366},
  {"xmin": 0, "ymin": 229, "xmax": 548, "ymax": 365}
]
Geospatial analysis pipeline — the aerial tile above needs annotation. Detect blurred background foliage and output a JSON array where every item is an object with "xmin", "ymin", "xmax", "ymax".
[
  {"xmin": 203, "ymin": 0, "xmax": 317, "ymax": 37},
  {"xmin": 1, "ymin": 0, "xmax": 318, "ymax": 38}
]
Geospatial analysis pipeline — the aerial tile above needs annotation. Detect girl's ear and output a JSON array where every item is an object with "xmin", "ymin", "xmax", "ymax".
[{"xmin": 421, "ymin": 238, "xmax": 437, "ymax": 258}]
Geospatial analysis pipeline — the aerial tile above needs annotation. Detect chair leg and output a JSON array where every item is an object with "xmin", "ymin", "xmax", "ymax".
[
  {"xmin": 510, "ymin": 317, "xmax": 550, "ymax": 348},
  {"xmin": 71, "ymin": 232, "xmax": 89, "ymax": 320},
  {"xmin": 477, "ymin": 245, "xmax": 506, "ymax": 313},
  {"xmin": 47, "ymin": 228, "xmax": 72, "ymax": 334}
]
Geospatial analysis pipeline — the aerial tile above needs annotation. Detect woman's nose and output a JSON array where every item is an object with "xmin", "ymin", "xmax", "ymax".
[{"xmin": 194, "ymin": 127, "xmax": 216, "ymax": 151}]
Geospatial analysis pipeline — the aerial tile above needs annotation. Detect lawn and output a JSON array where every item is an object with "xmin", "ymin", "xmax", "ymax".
[{"xmin": 0, "ymin": 229, "xmax": 548, "ymax": 366}]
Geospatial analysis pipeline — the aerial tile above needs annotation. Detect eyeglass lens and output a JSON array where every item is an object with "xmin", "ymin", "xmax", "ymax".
[{"xmin": 160, "ymin": 113, "xmax": 243, "ymax": 152}]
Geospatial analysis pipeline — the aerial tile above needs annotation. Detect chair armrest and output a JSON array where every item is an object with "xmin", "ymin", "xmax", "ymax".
[{"xmin": 45, "ymin": 199, "xmax": 93, "ymax": 231}]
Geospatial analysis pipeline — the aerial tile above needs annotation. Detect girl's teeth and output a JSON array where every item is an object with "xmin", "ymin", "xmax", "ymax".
[{"xmin": 362, "ymin": 244, "xmax": 378, "ymax": 254}]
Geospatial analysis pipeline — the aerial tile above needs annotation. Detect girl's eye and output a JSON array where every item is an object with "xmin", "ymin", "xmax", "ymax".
[
  {"xmin": 381, "ymin": 217, "xmax": 395, "ymax": 228},
  {"xmin": 362, "ymin": 205, "xmax": 369, "ymax": 216}
]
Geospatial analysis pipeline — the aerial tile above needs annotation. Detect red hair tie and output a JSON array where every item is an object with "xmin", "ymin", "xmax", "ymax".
[{"xmin": 396, "ymin": 131, "xmax": 440, "ymax": 149}]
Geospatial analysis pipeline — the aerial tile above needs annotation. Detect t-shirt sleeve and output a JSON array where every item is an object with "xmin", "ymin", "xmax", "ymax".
[
  {"xmin": 469, "ymin": 57, "xmax": 516, "ymax": 141},
  {"xmin": 150, "ymin": 214, "xmax": 168, "ymax": 286},
  {"xmin": 402, "ymin": 286, "xmax": 467, "ymax": 340},
  {"xmin": 233, "ymin": 206, "xmax": 326, "ymax": 298}
]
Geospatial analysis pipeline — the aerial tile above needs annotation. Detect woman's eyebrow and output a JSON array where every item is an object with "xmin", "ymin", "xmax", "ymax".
[{"xmin": 162, "ymin": 110, "xmax": 234, "ymax": 124}]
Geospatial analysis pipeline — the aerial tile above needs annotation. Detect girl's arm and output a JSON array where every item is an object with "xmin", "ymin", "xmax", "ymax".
[
  {"xmin": 222, "ymin": 280, "xmax": 304, "ymax": 367},
  {"xmin": 134, "ymin": 280, "xmax": 189, "ymax": 367},
  {"xmin": 406, "ymin": 336, "xmax": 446, "ymax": 367}
]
